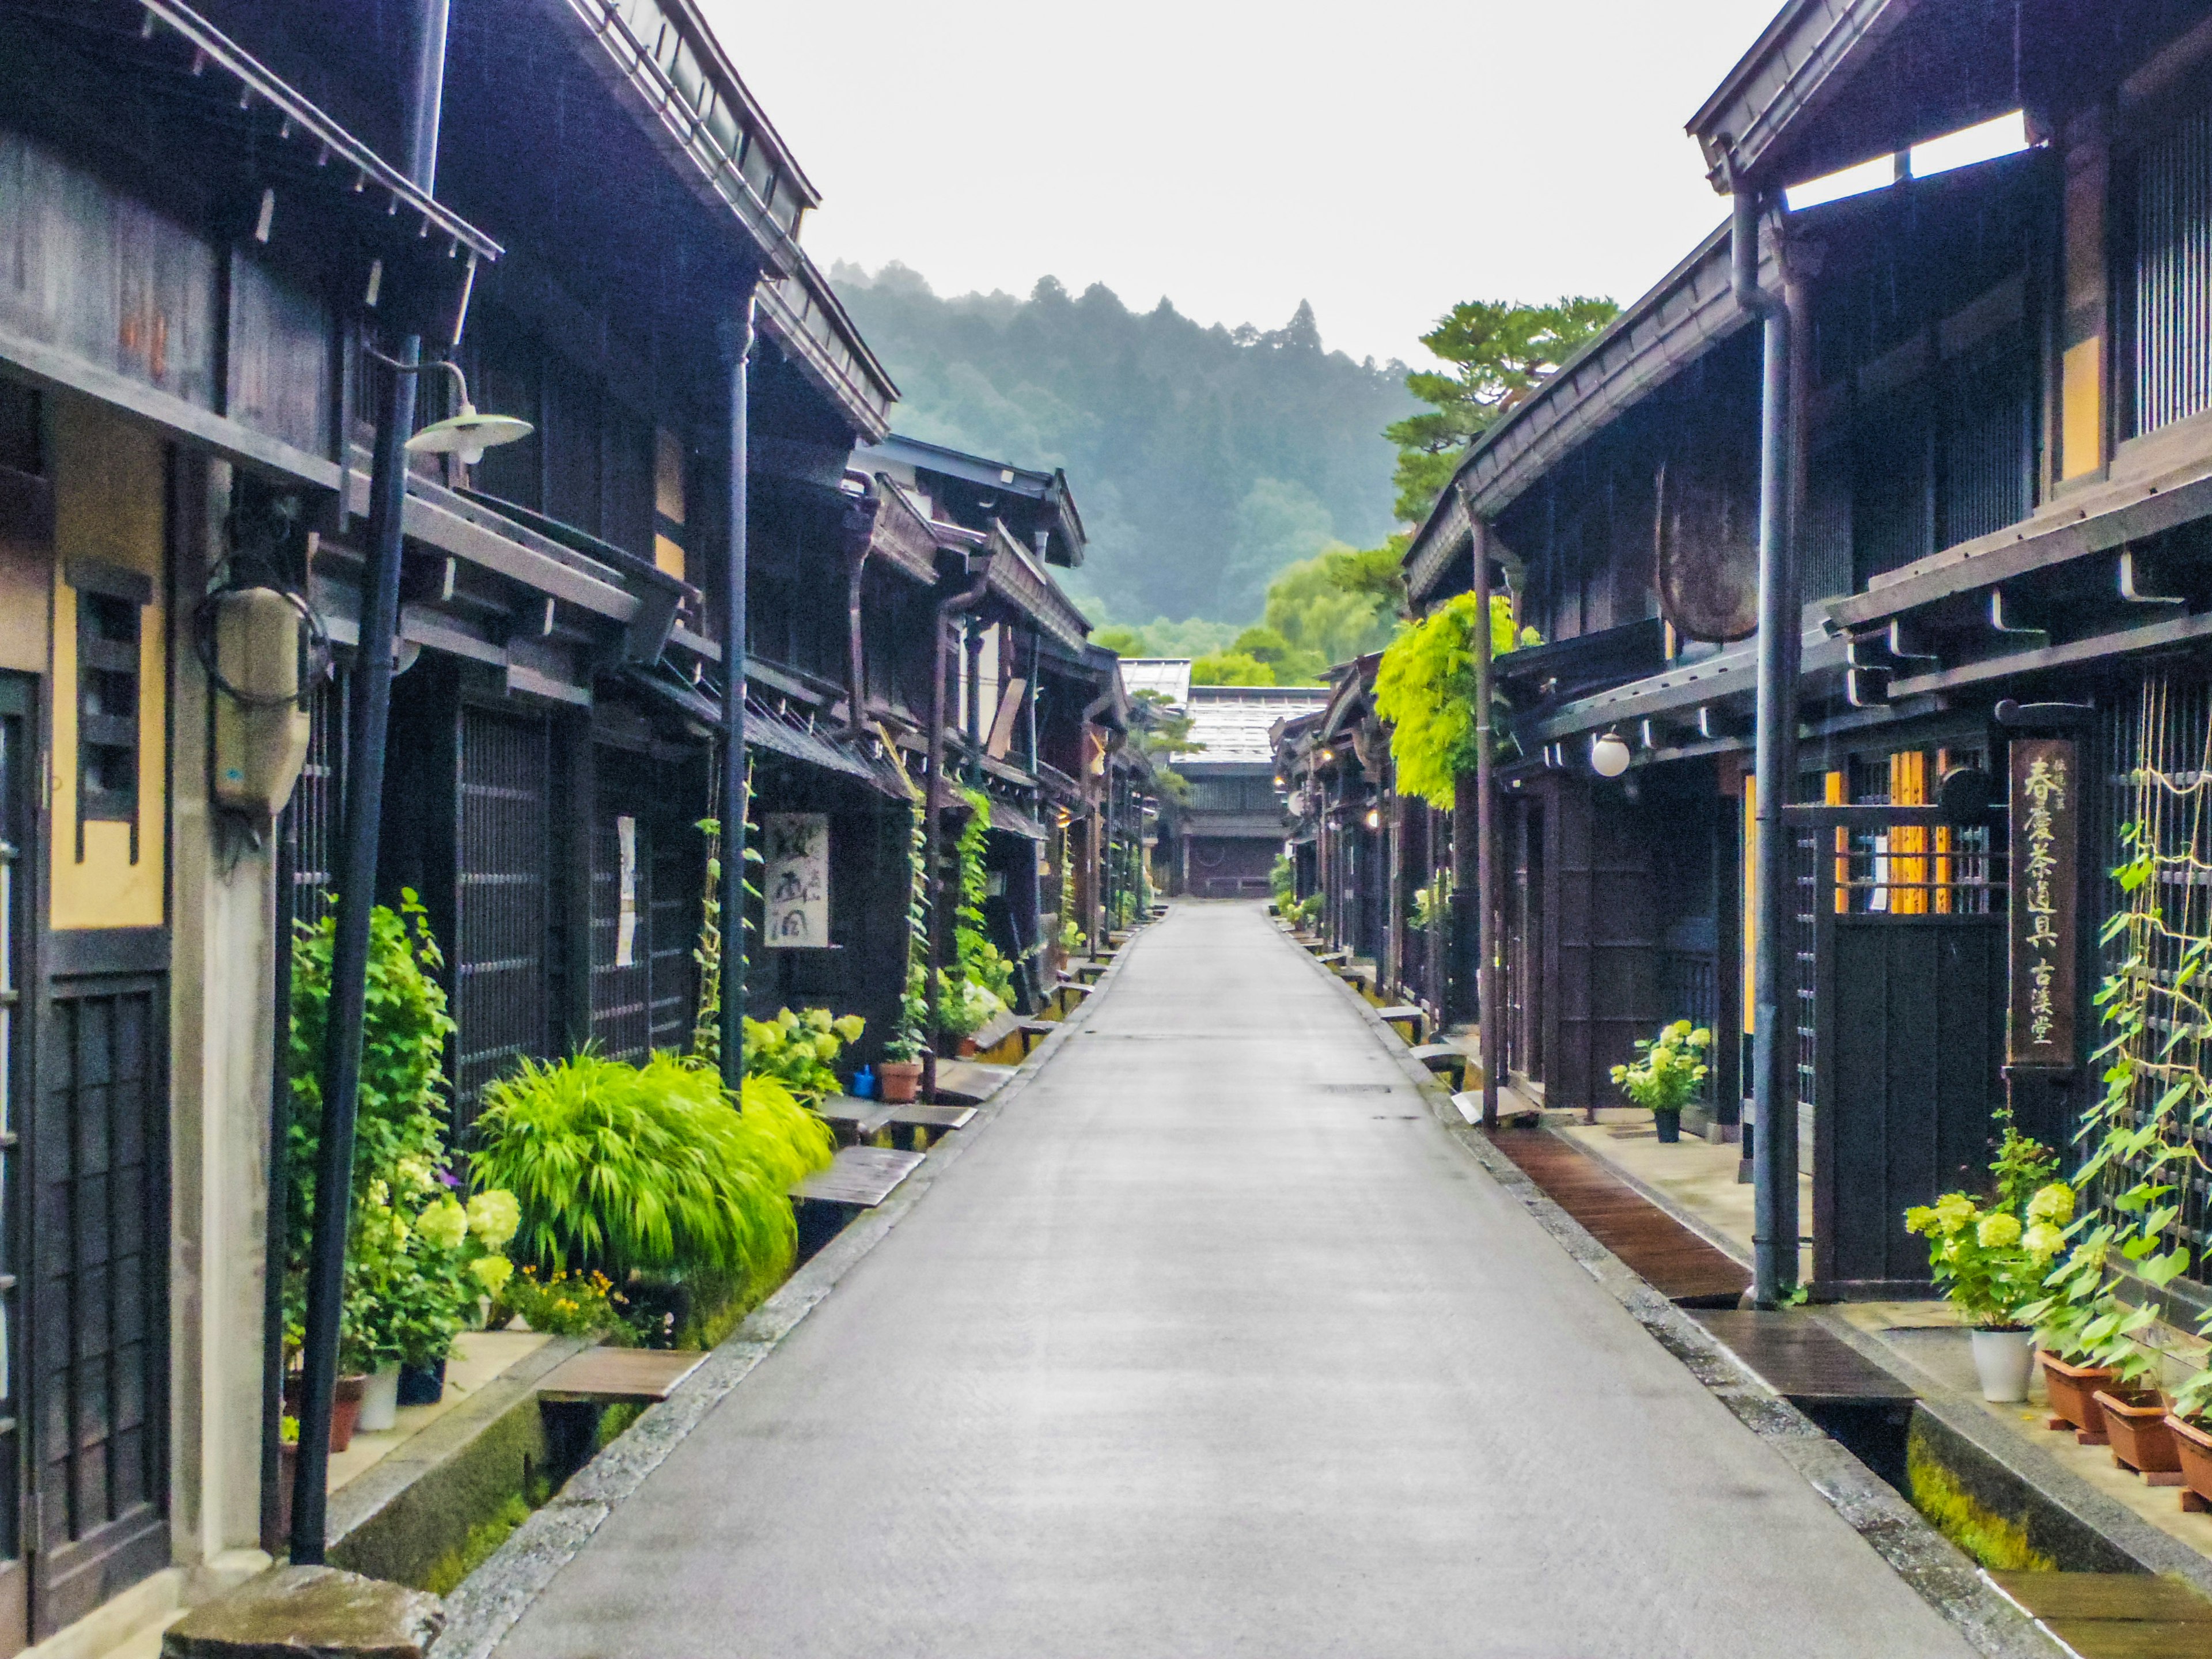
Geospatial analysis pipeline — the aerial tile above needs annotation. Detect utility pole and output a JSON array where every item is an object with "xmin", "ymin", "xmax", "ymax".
[{"xmin": 291, "ymin": 0, "xmax": 448, "ymax": 1562}]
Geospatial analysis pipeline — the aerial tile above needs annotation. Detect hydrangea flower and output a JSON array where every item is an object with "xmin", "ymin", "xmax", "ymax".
[
  {"xmin": 1976, "ymin": 1212, "xmax": 2022, "ymax": 1249},
  {"xmin": 467, "ymin": 1188, "xmax": 522, "ymax": 1250},
  {"xmin": 2027, "ymin": 1183, "xmax": 2075, "ymax": 1225},
  {"xmin": 414, "ymin": 1197, "xmax": 469, "ymax": 1252}
]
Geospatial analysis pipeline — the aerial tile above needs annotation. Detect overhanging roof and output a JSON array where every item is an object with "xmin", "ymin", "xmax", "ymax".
[
  {"xmin": 1404, "ymin": 223, "xmax": 1771, "ymax": 605},
  {"xmin": 985, "ymin": 520, "xmax": 1090, "ymax": 653},
  {"xmin": 759, "ymin": 254, "xmax": 897, "ymax": 442}
]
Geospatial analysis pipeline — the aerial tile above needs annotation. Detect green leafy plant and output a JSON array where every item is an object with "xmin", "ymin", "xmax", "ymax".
[
  {"xmin": 471, "ymin": 1054, "xmax": 832, "ymax": 1297},
  {"xmin": 1409, "ymin": 872, "xmax": 1449, "ymax": 933},
  {"xmin": 1372, "ymin": 590, "xmax": 1537, "ymax": 809},
  {"xmin": 2024, "ymin": 817, "xmax": 2196, "ymax": 1389},
  {"xmin": 1269, "ymin": 854, "xmax": 1297, "ymax": 913},
  {"xmin": 1904, "ymin": 1116, "xmax": 2066, "ymax": 1330},
  {"xmin": 1608, "ymin": 1021, "xmax": 1711, "ymax": 1118},
  {"xmin": 286, "ymin": 892, "xmax": 514, "ymax": 1372},
  {"xmin": 744, "ymin": 1007, "xmax": 865, "ymax": 1101},
  {"xmin": 1293, "ymin": 893, "xmax": 1321, "ymax": 930},
  {"xmin": 937, "ymin": 789, "xmax": 1014, "ymax": 1039}
]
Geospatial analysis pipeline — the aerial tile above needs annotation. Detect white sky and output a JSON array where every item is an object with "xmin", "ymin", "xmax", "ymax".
[{"xmin": 713, "ymin": 0, "xmax": 1788, "ymax": 368}]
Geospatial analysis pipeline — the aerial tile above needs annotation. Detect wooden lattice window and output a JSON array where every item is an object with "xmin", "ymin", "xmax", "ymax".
[{"xmin": 66, "ymin": 561, "xmax": 150, "ymax": 863}]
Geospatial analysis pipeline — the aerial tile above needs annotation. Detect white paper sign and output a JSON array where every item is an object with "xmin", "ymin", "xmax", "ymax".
[
  {"xmin": 615, "ymin": 815, "xmax": 638, "ymax": 967},
  {"xmin": 764, "ymin": 813, "xmax": 829, "ymax": 949}
]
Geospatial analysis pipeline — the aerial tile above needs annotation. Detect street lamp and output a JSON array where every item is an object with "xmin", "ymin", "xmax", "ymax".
[{"xmin": 1590, "ymin": 729, "xmax": 1632, "ymax": 778}]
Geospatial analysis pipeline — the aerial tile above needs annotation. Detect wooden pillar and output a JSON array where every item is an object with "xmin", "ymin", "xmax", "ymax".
[{"xmin": 2057, "ymin": 107, "xmax": 2111, "ymax": 488}]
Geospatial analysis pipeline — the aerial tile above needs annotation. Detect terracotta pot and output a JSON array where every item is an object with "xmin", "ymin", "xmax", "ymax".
[
  {"xmin": 2040, "ymin": 1352, "xmax": 2119, "ymax": 1442},
  {"xmin": 329, "ymin": 1374, "xmax": 366, "ymax": 1453},
  {"xmin": 957, "ymin": 1036, "xmax": 979, "ymax": 1058},
  {"xmin": 2165, "ymin": 1414, "xmax": 2212, "ymax": 1512},
  {"xmin": 282, "ymin": 1372, "xmax": 368, "ymax": 1453},
  {"xmin": 2095, "ymin": 1389, "xmax": 2184, "ymax": 1482},
  {"xmin": 880, "ymin": 1060, "xmax": 922, "ymax": 1105}
]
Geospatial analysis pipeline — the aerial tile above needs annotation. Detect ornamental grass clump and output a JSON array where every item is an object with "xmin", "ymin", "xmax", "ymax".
[
  {"xmin": 1905, "ymin": 1118, "xmax": 2068, "ymax": 1330},
  {"xmin": 472, "ymin": 1052, "xmax": 834, "ymax": 1297}
]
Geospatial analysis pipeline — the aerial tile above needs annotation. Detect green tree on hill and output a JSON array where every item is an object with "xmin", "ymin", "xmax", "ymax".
[{"xmin": 1387, "ymin": 296, "xmax": 1619, "ymax": 524}]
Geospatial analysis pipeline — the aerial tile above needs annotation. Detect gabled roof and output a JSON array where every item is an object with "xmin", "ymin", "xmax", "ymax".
[
  {"xmin": 1117, "ymin": 658, "xmax": 1193, "ymax": 705},
  {"xmin": 1180, "ymin": 686, "xmax": 1330, "ymax": 766},
  {"xmin": 854, "ymin": 434, "xmax": 1087, "ymax": 567}
]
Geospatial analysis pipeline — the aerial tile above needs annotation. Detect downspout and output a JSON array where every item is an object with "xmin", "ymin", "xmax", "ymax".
[
  {"xmin": 1467, "ymin": 499, "xmax": 1501, "ymax": 1131},
  {"xmin": 1735, "ymin": 179, "xmax": 1801, "ymax": 1309},
  {"xmin": 923, "ymin": 559, "xmax": 993, "ymax": 1101},
  {"xmin": 841, "ymin": 489, "xmax": 880, "ymax": 734},
  {"xmin": 963, "ymin": 615, "xmax": 986, "ymax": 785},
  {"xmin": 291, "ymin": 0, "xmax": 448, "ymax": 1562},
  {"xmin": 719, "ymin": 297, "xmax": 756, "ymax": 1089}
]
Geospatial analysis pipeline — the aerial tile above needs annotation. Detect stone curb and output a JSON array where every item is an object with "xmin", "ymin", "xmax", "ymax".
[
  {"xmin": 429, "ymin": 922, "xmax": 1155, "ymax": 1659},
  {"xmin": 1285, "ymin": 934, "xmax": 2065, "ymax": 1659}
]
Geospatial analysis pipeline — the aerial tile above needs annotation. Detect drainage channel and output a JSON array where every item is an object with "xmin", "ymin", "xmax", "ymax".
[{"xmin": 1486, "ymin": 1125, "xmax": 2212, "ymax": 1657}]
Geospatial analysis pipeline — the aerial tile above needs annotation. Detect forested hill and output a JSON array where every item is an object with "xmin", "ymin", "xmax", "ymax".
[{"xmin": 829, "ymin": 262, "xmax": 1416, "ymax": 627}]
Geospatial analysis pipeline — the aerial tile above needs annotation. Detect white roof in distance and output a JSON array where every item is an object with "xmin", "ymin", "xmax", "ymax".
[
  {"xmin": 1118, "ymin": 658, "xmax": 1192, "ymax": 705},
  {"xmin": 1181, "ymin": 685, "xmax": 1329, "ymax": 765}
]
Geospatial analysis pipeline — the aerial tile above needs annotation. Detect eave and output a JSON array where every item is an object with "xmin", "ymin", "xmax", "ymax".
[
  {"xmin": 1404, "ymin": 224, "xmax": 1768, "ymax": 605},
  {"xmin": 758, "ymin": 252, "xmax": 897, "ymax": 444},
  {"xmin": 1686, "ymin": 0, "xmax": 1914, "ymax": 191},
  {"xmin": 985, "ymin": 520, "xmax": 1090, "ymax": 653}
]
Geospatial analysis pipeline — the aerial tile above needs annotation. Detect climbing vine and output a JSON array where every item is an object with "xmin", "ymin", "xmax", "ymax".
[{"xmin": 1372, "ymin": 590, "xmax": 1536, "ymax": 808}]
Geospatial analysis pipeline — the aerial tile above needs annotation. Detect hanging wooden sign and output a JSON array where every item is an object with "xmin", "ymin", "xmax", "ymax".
[
  {"xmin": 763, "ymin": 813, "xmax": 830, "ymax": 949},
  {"xmin": 2008, "ymin": 738, "xmax": 2075, "ymax": 1067}
]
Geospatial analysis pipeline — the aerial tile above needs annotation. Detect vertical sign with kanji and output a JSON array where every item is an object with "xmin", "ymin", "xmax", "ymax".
[
  {"xmin": 2008, "ymin": 738, "xmax": 2076, "ymax": 1067},
  {"xmin": 763, "ymin": 813, "xmax": 830, "ymax": 949}
]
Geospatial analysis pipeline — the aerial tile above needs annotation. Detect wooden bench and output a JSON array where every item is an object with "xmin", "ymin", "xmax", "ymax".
[
  {"xmin": 1017, "ymin": 1017, "xmax": 1057, "ymax": 1054},
  {"xmin": 1990, "ymin": 1571, "xmax": 2212, "ymax": 1658},
  {"xmin": 1314, "ymin": 948, "xmax": 1349, "ymax": 965},
  {"xmin": 791, "ymin": 1144, "xmax": 928, "ymax": 1260},
  {"xmin": 537, "ymin": 1347, "xmax": 705, "ymax": 1403},
  {"xmin": 817, "ymin": 1094, "xmax": 899, "ymax": 1143},
  {"xmin": 932, "ymin": 1059, "xmax": 1016, "ymax": 1105},
  {"xmin": 1074, "ymin": 960, "xmax": 1111, "ymax": 983},
  {"xmin": 1375, "ymin": 1005, "xmax": 1425, "ymax": 1041},
  {"xmin": 1409, "ymin": 1043, "xmax": 1468, "ymax": 1089}
]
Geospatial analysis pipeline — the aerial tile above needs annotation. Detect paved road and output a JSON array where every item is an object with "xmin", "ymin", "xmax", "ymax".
[{"xmin": 495, "ymin": 903, "xmax": 1971, "ymax": 1659}]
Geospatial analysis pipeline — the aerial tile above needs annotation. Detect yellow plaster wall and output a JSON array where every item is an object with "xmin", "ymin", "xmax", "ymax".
[
  {"xmin": 51, "ymin": 398, "xmax": 166, "ymax": 930},
  {"xmin": 2061, "ymin": 338, "xmax": 2104, "ymax": 482}
]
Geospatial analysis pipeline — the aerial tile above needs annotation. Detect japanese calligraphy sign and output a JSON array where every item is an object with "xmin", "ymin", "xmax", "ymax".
[
  {"xmin": 2008, "ymin": 738, "xmax": 2075, "ymax": 1067},
  {"xmin": 763, "ymin": 813, "xmax": 829, "ymax": 949}
]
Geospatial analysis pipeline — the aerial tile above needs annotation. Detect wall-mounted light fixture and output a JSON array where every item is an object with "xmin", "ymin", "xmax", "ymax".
[
  {"xmin": 1590, "ymin": 729, "xmax": 1632, "ymax": 779},
  {"xmin": 404, "ymin": 362, "xmax": 534, "ymax": 467},
  {"xmin": 1363, "ymin": 806, "xmax": 1381, "ymax": 830}
]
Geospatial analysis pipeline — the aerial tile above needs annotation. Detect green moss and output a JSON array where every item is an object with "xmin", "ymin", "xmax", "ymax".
[
  {"xmin": 596, "ymin": 1400, "xmax": 645, "ymax": 1448},
  {"xmin": 421, "ymin": 1493, "xmax": 533, "ymax": 1596},
  {"xmin": 1907, "ymin": 1438, "xmax": 2055, "ymax": 1573}
]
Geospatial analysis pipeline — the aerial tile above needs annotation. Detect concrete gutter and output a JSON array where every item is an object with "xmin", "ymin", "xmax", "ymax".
[
  {"xmin": 429, "ymin": 927, "xmax": 1152, "ymax": 1659},
  {"xmin": 1288, "ymin": 938, "xmax": 2063, "ymax": 1659}
]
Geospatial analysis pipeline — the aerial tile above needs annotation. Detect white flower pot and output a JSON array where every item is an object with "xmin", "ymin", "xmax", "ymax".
[
  {"xmin": 357, "ymin": 1363, "xmax": 402, "ymax": 1432},
  {"xmin": 1970, "ymin": 1328, "xmax": 2036, "ymax": 1403}
]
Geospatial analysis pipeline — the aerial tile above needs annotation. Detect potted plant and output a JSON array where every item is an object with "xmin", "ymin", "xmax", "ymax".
[
  {"xmin": 1609, "ymin": 1021, "xmax": 1711, "ymax": 1143},
  {"xmin": 1903, "ymin": 1119, "xmax": 2066, "ymax": 1403},
  {"xmin": 2023, "ymin": 1180, "xmax": 2188, "ymax": 1444},
  {"xmin": 880, "ymin": 967, "xmax": 929, "ymax": 1104}
]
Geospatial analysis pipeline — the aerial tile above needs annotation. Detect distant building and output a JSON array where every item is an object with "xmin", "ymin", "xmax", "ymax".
[{"xmin": 1125, "ymin": 661, "xmax": 1326, "ymax": 898}]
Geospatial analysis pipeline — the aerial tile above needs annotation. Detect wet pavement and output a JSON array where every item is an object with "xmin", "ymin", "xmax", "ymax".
[{"xmin": 490, "ymin": 902, "xmax": 1973, "ymax": 1658}]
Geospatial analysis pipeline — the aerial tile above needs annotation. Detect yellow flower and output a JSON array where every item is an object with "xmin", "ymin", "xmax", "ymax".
[
  {"xmin": 467, "ymin": 1189, "xmax": 522, "ymax": 1250},
  {"xmin": 415, "ymin": 1197, "xmax": 468, "ymax": 1251},
  {"xmin": 1933, "ymin": 1193, "xmax": 1976, "ymax": 1234},
  {"xmin": 394, "ymin": 1156, "xmax": 435, "ymax": 1195},
  {"xmin": 1668, "ymin": 1020, "xmax": 1692, "ymax": 1039},
  {"xmin": 2024, "ymin": 1222, "xmax": 2065, "ymax": 1260},
  {"xmin": 2027, "ymin": 1183, "xmax": 2075, "ymax": 1225},
  {"xmin": 833, "ymin": 1014, "xmax": 865, "ymax": 1043},
  {"xmin": 468, "ymin": 1255, "xmax": 513, "ymax": 1299},
  {"xmin": 1976, "ymin": 1213, "xmax": 2022, "ymax": 1249}
]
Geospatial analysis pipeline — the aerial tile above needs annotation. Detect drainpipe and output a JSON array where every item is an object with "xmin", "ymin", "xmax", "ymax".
[
  {"xmin": 1736, "ymin": 179, "xmax": 1801, "ymax": 1309},
  {"xmin": 1468, "ymin": 500, "xmax": 1501, "ymax": 1131},
  {"xmin": 841, "ymin": 488, "xmax": 880, "ymax": 733},
  {"xmin": 718, "ymin": 297, "xmax": 755, "ymax": 1090},
  {"xmin": 923, "ymin": 556, "xmax": 993, "ymax": 1101},
  {"xmin": 291, "ymin": 0, "xmax": 447, "ymax": 1563},
  {"xmin": 963, "ymin": 615, "xmax": 986, "ymax": 785}
]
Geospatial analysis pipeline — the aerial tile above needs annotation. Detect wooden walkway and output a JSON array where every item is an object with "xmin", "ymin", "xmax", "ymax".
[
  {"xmin": 1485, "ymin": 1126, "xmax": 1751, "ymax": 1306},
  {"xmin": 1991, "ymin": 1571, "xmax": 2212, "ymax": 1657}
]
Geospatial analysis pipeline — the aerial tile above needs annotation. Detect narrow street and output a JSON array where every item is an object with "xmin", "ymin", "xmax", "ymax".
[{"xmin": 493, "ymin": 903, "xmax": 1971, "ymax": 1659}]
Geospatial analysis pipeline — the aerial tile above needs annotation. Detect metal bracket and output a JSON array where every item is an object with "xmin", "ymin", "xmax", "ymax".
[
  {"xmin": 1994, "ymin": 698, "xmax": 2096, "ymax": 730},
  {"xmin": 1987, "ymin": 589, "xmax": 2046, "ymax": 636},
  {"xmin": 1887, "ymin": 620, "xmax": 1940, "ymax": 662},
  {"xmin": 2119, "ymin": 547, "xmax": 2184, "ymax": 604}
]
